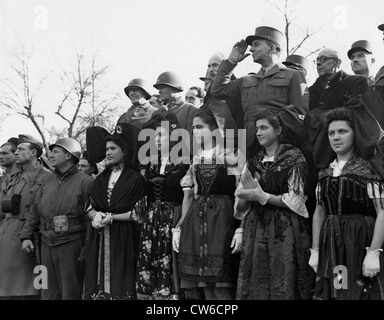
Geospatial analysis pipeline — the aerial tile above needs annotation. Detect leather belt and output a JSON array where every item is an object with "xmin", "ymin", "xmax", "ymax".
[{"xmin": 40, "ymin": 215, "xmax": 83, "ymax": 231}]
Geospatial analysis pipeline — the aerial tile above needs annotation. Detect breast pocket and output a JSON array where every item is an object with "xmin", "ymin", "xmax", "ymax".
[
  {"xmin": 241, "ymin": 77, "xmax": 259, "ymax": 108},
  {"xmin": 267, "ymin": 77, "xmax": 290, "ymax": 102}
]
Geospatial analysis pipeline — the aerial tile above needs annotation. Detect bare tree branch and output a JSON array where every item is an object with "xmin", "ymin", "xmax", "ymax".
[
  {"xmin": 290, "ymin": 30, "xmax": 316, "ymax": 55},
  {"xmin": 303, "ymin": 46, "xmax": 325, "ymax": 58},
  {"xmin": 0, "ymin": 47, "xmax": 50, "ymax": 153},
  {"xmin": 265, "ymin": 0, "xmax": 285, "ymax": 15},
  {"xmin": 264, "ymin": 0, "xmax": 325, "ymax": 58},
  {"xmin": 290, "ymin": 25, "xmax": 325, "ymax": 55},
  {"xmin": 52, "ymin": 49, "xmax": 118, "ymax": 147}
]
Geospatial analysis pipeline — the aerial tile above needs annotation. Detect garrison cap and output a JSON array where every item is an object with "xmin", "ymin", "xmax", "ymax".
[
  {"xmin": 347, "ymin": 40, "xmax": 373, "ymax": 59},
  {"xmin": 18, "ymin": 134, "xmax": 43, "ymax": 150},
  {"xmin": 7, "ymin": 137, "xmax": 19, "ymax": 149},
  {"xmin": 246, "ymin": 26, "xmax": 284, "ymax": 47}
]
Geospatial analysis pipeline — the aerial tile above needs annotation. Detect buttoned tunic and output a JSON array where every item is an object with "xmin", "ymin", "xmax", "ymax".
[{"xmin": 211, "ymin": 60, "xmax": 309, "ymax": 148}]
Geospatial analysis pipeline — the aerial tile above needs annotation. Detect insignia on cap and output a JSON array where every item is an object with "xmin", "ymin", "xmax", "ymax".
[{"xmin": 115, "ymin": 125, "xmax": 123, "ymax": 134}]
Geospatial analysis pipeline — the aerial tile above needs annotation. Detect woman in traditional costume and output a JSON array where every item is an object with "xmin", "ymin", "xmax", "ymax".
[
  {"xmin": 135, "ymin": 112, "xmax": 189, "ymax": 300},
  {"xmin": 309, "ymin": 107, "xmax": 384, "ymax": 300},
  {"xmin": 234, "ymin": 110, "xmax": 315, "ymax": 300},
  {"xmin": 172, "ymin": 106, "xmax": 241, "ymax": 300},
  {"xmin": 83, "ymin": 123, "xmax": 147, "ymax": 300}
]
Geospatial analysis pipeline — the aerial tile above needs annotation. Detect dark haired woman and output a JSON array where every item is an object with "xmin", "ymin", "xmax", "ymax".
[
  {"xmin": 135, "ymin": 113, "xmax": 190, "ymax": 300},
  {"xmin": 309, "ymin": 107, "xmax": 384, "ymax": 300},
  {"xmin": 83, "ymin": 125, "xmax": 147, "ymax": 300},
  {"xmin": 173, "ymin": 107, "xmax": 241, "ymax": 300},
  {"xmin": 234, "ymin": 111, "xmax": 315, "ymax": 300}
]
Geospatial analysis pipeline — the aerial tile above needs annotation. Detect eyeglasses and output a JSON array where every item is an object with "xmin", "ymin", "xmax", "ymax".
[{"xmin": 314, "ymin": 56, "xmax": 338, "ymax": 64}]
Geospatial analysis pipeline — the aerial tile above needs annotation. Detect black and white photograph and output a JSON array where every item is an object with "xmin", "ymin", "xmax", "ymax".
[{"xmin": 0, "ymin": 0, "xmax": 384, "ymax": 314}]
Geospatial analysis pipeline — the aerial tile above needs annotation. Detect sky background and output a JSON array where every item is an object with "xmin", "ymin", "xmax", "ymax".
[{"xmin": 0, "ymin": 0, "xmax": 383, "ymax": 143}]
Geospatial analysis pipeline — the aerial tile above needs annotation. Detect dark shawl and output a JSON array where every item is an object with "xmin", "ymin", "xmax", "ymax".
[
  {"xmin": 317, "ymin": 154, "xmax": 384, "ymax": 208},
  {"xmin": 89, "ymin": 166, "xmax": 147, "ymax": 214},
  {"xmin": 84, "ymin": 166, "xmax": 147, "ymax": 300},
  {"xmin": 248, "ymin": 143, "xmax": 308, "ymax": 196}
]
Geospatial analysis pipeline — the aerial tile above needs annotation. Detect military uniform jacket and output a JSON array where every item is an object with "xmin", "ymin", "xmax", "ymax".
[
  {"xmin": 117, "ymin": 101, "xmax": 161, "ymax": 130},
  {"xmin": 0, "ymin": 163, "xmax": 50, "ymax": 296},
  {"xmin": 165, "ymin": 96, "xmax": 198, "ymax": 134},
  {"xmin": 20, "ymin": 165, "xmax": 93, "ymax": 246},
  {"xmin": 211, "ymin": 59, "xmax": 309, "ymax": 147},
  {"xmin": 0, "ymin": 168, "xmax": 21, "ymax": 220}
]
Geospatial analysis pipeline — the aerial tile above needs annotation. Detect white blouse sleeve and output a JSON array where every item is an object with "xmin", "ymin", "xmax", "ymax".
[
  {"xmin": 280, "ymin": 170, "xmax": 309, "ymax": 218},
  {"xmin": 233, "ymin": 184, "xmax": 251, "ymax": 220},
  {"xmin": 180, "ymin": 167, "xmax": 194, "ymax": 191}
]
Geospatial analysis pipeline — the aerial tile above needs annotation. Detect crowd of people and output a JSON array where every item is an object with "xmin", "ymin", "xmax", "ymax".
[{"xmin": 1, "ymin": 23, "xmax": 384, "ymax": 300}]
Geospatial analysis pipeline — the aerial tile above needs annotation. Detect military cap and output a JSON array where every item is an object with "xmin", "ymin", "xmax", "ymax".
[
  {"xmin": 347, "ymin": 40, "xmax": 373, "ymax": 59},
  {"xmin": 124, "ymin": 78, "xmax": 152, "ymax": 100},
  {"xmin": 246, "ymin": 26, "xmax": 284, "ymax": 47},
  {"xmin": 378, "ymin": 24, "xmax": 384, "ymax": 31},
  {"xmin": 18, "ymin": 134, "xmax": 43, "ymax": 150},
  {"xmin": 7, "ymin": 137, "xmax": 19, "ymax": 149},
  {"xmin": 153, "ymin": 71, "xmax": 183, "ymax": 92},
  {"xmin": 282, "ymin": 54, "xmax": 311, "ymax": 72}
]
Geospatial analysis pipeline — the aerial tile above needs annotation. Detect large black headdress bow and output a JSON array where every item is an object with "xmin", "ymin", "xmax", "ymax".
[
  {"xmin": 307, "ymin": 93, "xmax": 383, "ymax": 168},
  {"xmin": 86, "ymin": 122, "xmax": 140, "ymax": 171}
]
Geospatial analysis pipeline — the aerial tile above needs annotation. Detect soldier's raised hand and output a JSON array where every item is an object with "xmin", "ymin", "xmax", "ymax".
[{"xmin": 228, "ymin": 39, "xmax": 250, "ymax": 64}]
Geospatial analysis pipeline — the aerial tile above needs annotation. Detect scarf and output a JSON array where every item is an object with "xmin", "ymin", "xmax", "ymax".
[
  {"xmin": 318, "ymin": 153, "xmax": 384, "ymax": 208},
  {"xmin": 248, "ymin": 144, "xmax": 307, "ymax": 196},
  {"xmin": 90, "ymin": 166, "xmax": 147, "ymax": 213}
]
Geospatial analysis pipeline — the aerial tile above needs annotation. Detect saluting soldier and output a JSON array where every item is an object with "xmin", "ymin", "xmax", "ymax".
[{"xmin": 211, "ymin": 26, "xmax": 309, "ymax": 156}]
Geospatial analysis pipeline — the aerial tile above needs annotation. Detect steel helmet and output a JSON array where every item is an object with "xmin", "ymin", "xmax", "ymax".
[
  {"xmin": 49, "ymin": 137, "xmax": 82, "ymax": 163},
  {"xmin": 153, "ymin": 71, "xmax": 183, "ymax": 92},
  {"xmin": 124, "ymin": 78, "xmax": 152, "ymax": 100}
]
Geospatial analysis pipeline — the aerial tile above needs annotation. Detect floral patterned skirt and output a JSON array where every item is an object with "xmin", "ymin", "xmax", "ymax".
[
  {"xmin": 236, "ymin": 205, "xmax": 315, "ymax": 300},
  {"xmin": 136, "ymin": 202, "xmax": 181, "ymax": 300}
]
